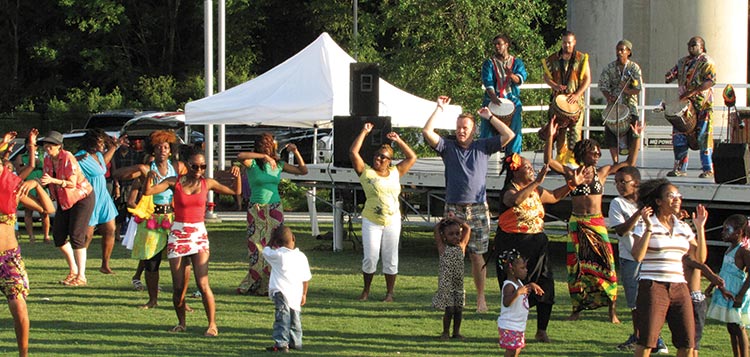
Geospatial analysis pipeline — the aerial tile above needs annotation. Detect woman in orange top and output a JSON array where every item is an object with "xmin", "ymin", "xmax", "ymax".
[{"xmin": 492, "ymin": 153, "xmax": 580, "ymax": 343}]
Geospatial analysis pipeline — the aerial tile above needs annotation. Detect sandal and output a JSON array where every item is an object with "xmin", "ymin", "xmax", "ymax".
[
  {"xmin": 64, "ymin": 277, "xmax": 87, "ymax": 287},
  {"xmin": 168, "ymin": 325, "xmax": 186, "ymax": 333},
  {"xmin": 204, "ymin": 326, "xmax": 219, "ymax": 337},
  {"xmin": 59, "ymin": 273, "xmax": 76, "ymax": 285},
  {"xmin": 132, "ymin": 279, "xmax": 145, "ymax": 291}
]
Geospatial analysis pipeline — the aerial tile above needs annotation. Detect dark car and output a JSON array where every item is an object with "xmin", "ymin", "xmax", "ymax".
[
  {"xmin": 83, "ymin": 110, "xmax": 155, "ymax": 134},
  {"xmin": 223, "ymin": 125, "xmax": 331, "ymax": 163}
]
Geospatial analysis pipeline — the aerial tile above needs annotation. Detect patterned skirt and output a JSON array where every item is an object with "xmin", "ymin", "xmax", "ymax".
[
  {"xmin": 237, "ymin": 202, "xmax": 284, "ymax": 295},
  {"xmin": 131, "ymin": 213, "xmax": 173, "ymax": 260},
  {"xmin": 566, "ymin": 213, "xmax": 618, "ymax": 311},
  {"xmin": 167, "ymin": 221, "xmax": 209, "ymax": 259}
]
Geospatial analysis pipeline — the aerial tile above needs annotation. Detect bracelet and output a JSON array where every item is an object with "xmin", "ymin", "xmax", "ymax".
[
  {"xmin": 644, "ymin": 229, "xmax": 652, "ymax": 234},
  {"xmin": 232, "ymin": 161, "xmax": 243, "ymax": 168}
]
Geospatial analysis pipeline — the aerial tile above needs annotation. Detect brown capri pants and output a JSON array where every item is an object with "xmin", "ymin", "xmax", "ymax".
[
  {"xmin": 636, "ymin": 279, "xmax": 695, "ymax": 350},
  {"xmin": 53, "ymin": 192, "xmax": 96, "ymax": 249}
]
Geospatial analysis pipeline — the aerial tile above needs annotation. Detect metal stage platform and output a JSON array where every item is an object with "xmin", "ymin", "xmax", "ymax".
[{"xmin": 283, "ymin": 147, "xmax": 750, "ymax": 239}]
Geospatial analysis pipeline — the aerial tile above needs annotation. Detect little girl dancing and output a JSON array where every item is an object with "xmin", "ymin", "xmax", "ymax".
[
  {"xmin": 432, "ymin": 216, "xmax": 471, "ymax": 340},
  {"xmin": 707, "ymin": 214, "xmax": 750, "ymax": 357},
  {"xmin": 497, "ymin": 250, "xmax": 544, "ymax": 356}
]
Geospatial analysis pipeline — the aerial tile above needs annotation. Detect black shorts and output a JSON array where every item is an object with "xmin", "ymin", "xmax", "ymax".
[{"xmin": 53, "ymin": 192, "xmax": 95, "ymax": 249}]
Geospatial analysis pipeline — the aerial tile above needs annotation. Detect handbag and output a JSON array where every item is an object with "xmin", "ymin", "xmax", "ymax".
[{"xmin": 49, "ymin": 153, "xmax": 93, "ymax": 210}]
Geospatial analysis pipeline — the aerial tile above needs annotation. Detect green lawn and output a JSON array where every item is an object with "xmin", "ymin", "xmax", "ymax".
[{"xmin": 0, "ymin": 220, "xmax": 730, "ymax": 356}]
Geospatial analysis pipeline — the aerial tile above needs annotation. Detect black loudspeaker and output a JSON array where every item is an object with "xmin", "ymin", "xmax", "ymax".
[
  {"xmin": 350, "ymin": 63, "xmax": 379, "ymax": 116},
  {"xmin": 713, "ymin": 143, "xmax": 750, "ymax": 184},
  {"xmin": 333, "ymin": 116, "xmax": 392, "ymax": 168}
]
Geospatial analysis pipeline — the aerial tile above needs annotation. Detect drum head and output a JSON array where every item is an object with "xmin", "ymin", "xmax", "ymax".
[
  {"xmin": 665, "ymin": 99, "xmax": 689, "ymax": 116},
  {"xmin": 603, "ymin": 103, "xmax": 629, "ymax": 122},
  {"xmin": 554, "ymin": 94, "xmax": 580, "ymax": 115},
  {"xmin": 489, "ymin": 98, "xmax": 515, "ymax": 117}
]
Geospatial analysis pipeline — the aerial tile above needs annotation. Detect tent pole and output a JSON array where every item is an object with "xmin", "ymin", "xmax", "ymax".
[
  {"xmin": 307, "ymin": 125, "xmax": 320, "ymax": 237},
  {"xmin": 217, "ymin": 0, "xmax": 226, "ymax": 170},
  {"xmin": 204, "ymin": 0, "xmax": 217, "ymax": 219}
]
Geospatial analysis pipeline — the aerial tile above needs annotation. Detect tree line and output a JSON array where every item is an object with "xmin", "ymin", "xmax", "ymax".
[{"xmin": 0, "ymin": 0, "xmax": 566, "ymax": 149}]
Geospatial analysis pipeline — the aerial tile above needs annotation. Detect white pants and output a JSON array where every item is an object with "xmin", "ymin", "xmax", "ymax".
[{"xmin": 361, "ymin": 217, "xmax": 401, "ymax": 275}]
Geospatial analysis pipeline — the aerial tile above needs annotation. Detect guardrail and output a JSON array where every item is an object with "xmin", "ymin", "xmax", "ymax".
[{"xmin": 517, "ymin": 82, "xmax": 750, "ymax": 140}]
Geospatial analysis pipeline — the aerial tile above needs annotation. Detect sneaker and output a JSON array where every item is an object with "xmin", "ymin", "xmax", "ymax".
[
  {"xmin": 616, "ymin": 334, "xmax": 637, "ymax": 351},
  {"xmin": 656, "ymin": 336, "xmax": 669, "ymax": 354},
  {"xmin": 265, "ymin": 345, "xmax": 289, "ymax": 353},
  {"xmin": 667, "ymin": 170, "xmax": 687, "ymax": 177},
  {"xmin": 698, "ymin": 171, "xmax": 714, "ymax": 178}
]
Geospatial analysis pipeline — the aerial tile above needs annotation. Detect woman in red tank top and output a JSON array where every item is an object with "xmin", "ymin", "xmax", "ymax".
[
  {"xmin": 144, "ymin": 149, "xmax": 241, "ymax": 337},
  {"xmin": 0, "ymin": 128, "xmax": 56, "ymax": 356}
]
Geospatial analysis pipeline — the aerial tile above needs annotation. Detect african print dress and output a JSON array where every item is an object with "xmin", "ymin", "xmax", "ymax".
[{"xmin": 566, "ymin": 213, "xmax": 618, "ymax": 312}]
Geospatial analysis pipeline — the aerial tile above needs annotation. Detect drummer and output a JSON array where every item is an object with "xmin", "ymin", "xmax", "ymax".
[
  {"xmin": 665, "ymin": 36, "xmax": 716, "ymax": 178},
  {"xmin": 480, "ymin": 34, "xmax": 528, "ymax": 155},
  {"xmin": 599, "ymin": 39, "xmax": 643, "ymax": 164},
  {"xmin": 542, "ymin": 30, "xmax": 592, "ymax": 165}
]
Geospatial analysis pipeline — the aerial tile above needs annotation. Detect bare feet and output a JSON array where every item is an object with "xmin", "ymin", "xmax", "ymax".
[
  {"xmin": 566, "ymin": 311, "xmax": 581, "ymax": 321},
  {"xmin": 451, "ymin": 334, "xmax": 465, "ymax": 341},
  {"xmin": 185, "ymin": 304, "xmax": 194, "ymax": 313},
  {"xmin": 29, "ymin": 236, "xmax": 36, "ymax": 244},
  {"xmin": 535, "ymin": 330, "xmax": 551, "ymax": 343},
  {"xmin": 43, "ymin": 237, "xmax": 51, "ymax": 244},
  {"xmin": 204, "ymin": 326, "xmax": 218, "ymax": 337},
  {"xmin": 439, "ymin": 332, "xmax": 450, "ymax": 340},
  {"xmin": 138, "ymin": 301, "xmax": 158, "ymax": 310},
  {"xmin": 382, "ymin": 293, "xmax": 394, "ymax": 302},
  {"xmin": 476, "ymin": 296, "xmax": 488, "ymax": 313},
  {"xmin": 358, "ymin": 291, "xmax": 369, "ymax": 301},
  {"xmin": 168, "ymin": 325, "xmax": 186, "ymax": 333},
  {"xmin": 99, "ymin": 267, "xmax": 114, "ymax": 274},
  {"xmin": 609, "ymin": 306, "xmax": 621, "ymax": 324}
]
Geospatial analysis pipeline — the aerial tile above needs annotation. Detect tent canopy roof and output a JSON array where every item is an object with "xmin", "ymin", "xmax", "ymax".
[{"xmin": 185, "ymin": 33, "xmax": 462, "ymax": 130}]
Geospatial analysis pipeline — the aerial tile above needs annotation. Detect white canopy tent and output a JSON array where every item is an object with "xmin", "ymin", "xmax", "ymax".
[{"xmin": 184, "ymin": 32, "xmax": 462, "ymax": 128}]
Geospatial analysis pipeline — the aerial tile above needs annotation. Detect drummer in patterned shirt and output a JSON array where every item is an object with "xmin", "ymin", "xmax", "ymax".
[
  {"xmin": 542, "ymin": 30, "xmax": 592, "ymax": 165},
  {"xmin": 665, "ymin": 36, "xmax": 716, "ymax": 178},
  {"xmin": 599, "ymin": 39, "xmax": 643, "ymax": 164}
]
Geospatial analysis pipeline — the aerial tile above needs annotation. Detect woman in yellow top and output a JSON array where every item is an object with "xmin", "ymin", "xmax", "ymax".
[{"xmin": 350, "ymin": 123, "xmax": 417, "ymax": 302}]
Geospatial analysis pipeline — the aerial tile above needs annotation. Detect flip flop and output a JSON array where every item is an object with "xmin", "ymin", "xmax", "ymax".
[
  {"xmin": 168, "ymin": 325, "xmax": 186, "ymax": 333},
  {"xmin": 63, "ymin": 277, "xmax": 87, "ymax": 287},
  {"xmin": 132, "ymin": 279, "xmax": 145, "ymax": 291},
  {"xmin": 204, "ymin": 326, "xmax": 218, "ymax": 337}
]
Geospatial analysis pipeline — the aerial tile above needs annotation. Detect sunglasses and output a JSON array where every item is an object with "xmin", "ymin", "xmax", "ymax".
[
  {"xmin": 375, "ymin": 153, "xmax": 391, "ymax": 161},
  {"xmin": 667, "ymin": 192, "xmax": 683, "ymax": 200},
  {"xmin": 616, "ymin": 179, "xmax": 634, "ymax": 185},
  {"xmin": 190, "ymin": 164, "xmax": 208, "ymax": 171}
]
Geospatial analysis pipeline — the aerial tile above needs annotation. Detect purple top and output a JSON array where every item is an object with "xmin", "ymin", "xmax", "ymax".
[{"xmin": 435, "ymin": 135, "xmax": 503, "ymax": 204}]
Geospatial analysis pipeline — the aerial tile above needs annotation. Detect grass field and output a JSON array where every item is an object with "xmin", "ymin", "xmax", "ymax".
[{"xmin": 0, "ymin": 220, "xmax": 731, "ymax": 356}]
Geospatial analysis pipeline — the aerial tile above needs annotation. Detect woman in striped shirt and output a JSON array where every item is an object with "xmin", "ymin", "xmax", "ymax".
[{"xmin": 631, "ymin": 178, "xmax": 707, "ymax": 357}]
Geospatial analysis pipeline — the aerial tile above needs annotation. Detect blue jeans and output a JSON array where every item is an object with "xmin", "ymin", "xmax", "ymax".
[
  {"xmin": 272, "ymin": 292, "xmax": 302, "ymax": 348},
  {"xmin": 619, "ymin": 258, "xmax": 640, "ymax": 309}
]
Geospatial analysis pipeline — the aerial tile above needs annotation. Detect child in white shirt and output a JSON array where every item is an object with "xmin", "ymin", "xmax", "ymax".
[
  {"xmin": 497, "ymin": 249, "xmax": 543, "ymax": 356},
  {"xmin": 263, "ymin": 225, "xmax": 312, "ymax": 353}
]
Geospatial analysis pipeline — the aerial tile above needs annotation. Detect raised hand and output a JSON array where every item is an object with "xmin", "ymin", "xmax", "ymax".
[
  {"xmin": 535, "ymin": 164, "xmax": 549, "ymax": 184},
  {"xmin": 2, "ymin": 131, "xmax": 17, "ymax": 144},
  {"xmin": 285, "ymin": 143, "xmax": 299, "ymax": 154},
  {"xmin": 631, "ymin": 120, "xmax": 644, "ymax": 136},
  {"xmin": 362, "ymin": 123, "xmax": 374, "ymax": 133},
  {"xmin": 477, "ymin": 107, "xmax": 492, "ymax": 120},
  {"xmin": 385, "ymin": 132, "xmax": 400, "ymax": 142},
  {"xmin": 437, "ymin": 96, "xmax": 451, "ymax": 109},
  {"xmin": 693, "ymin": 204, "xmax": 708, "ymax": 228},
  {"xmin": 28, "ymin": 128, "xmax": 39, "ymax": 145},
  {"xmin": 640, "ymin": 206, "xmax": 654, "ymax": 229}
]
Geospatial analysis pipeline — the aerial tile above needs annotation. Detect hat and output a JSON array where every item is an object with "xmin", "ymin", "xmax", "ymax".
[
  {"xmin": 38, "ymin": 131, "xmax": 64, "ymax": 146},
  {"xmin": 617, "ymin": 39, "xmax": 633, "ymax": 53}
]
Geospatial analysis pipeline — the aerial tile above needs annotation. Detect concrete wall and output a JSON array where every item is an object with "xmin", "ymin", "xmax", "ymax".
[{"xmin": 568, "ymin": 0, "xmax": 748, "ymax": 130}]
